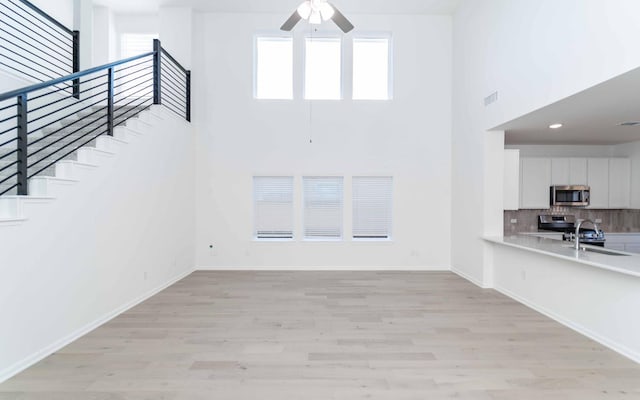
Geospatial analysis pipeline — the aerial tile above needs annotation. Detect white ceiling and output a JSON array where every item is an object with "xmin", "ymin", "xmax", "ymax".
[
  {"xmin": 495, "ymin": 66, "xmax": 640, "ymax": 145},
  {"xmin": 93, "ymin": 0, "xmax": 460, "ymax": 15}
]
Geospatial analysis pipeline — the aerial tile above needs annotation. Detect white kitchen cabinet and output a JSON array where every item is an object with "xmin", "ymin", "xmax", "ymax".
[
  {"xmin": 520, "ymin": 158, "xmax": 551, "ymax": 209},
  {"xmin": 551, "ymin": 158, "xmax": 588, "ymax": 185},
  {"xmin": 551, "ymin": 158, "xmax": 570, "ymax": 185},
  {"xmin": 503, "ymin": 149, "xmax": 520, "ymax": 210},
  {"xmin": 609, "ymin": 158, "xmax": 631, "ymax": 209},
  {"xmin": 587, "ymin": 158, "xmax": 609, "ymax": 209},
  {"xmin": 569, "ymin": 158, "xmax": 588, "ymax": 184}
]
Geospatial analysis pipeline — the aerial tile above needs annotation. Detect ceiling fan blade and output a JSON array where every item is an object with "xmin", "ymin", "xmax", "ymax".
[
  {"xmin": 281, "ymin": 11, "xmax": 302, "ymax": 31},
  {"xmin": 328, "ymin": 3, "xmax": 354, "ymax": 33}
]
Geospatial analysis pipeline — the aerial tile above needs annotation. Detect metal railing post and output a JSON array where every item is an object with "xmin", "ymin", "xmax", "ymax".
[
  {"xmin": 72, "ymin": 30, "xmax": 80, "ymax": 99},
  {"xmin": 153, "ymin": 39, "xmax": 162, "ymax": 105},
  {"xmin": 16, "ymin": 94, "xmax": 28, "ymax": 195},
  {"xmin": 107, "ymin": 67, "xmax": 114, "ymax": 136},
  {"xmin": 186, "ymin": 70, "xmax": 191, "ymax": 122}
]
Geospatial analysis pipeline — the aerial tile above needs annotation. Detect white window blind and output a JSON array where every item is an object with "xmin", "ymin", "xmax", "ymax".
[
  {"xmin": 303, "ymin": 177, "xmax": 343, "ymax": 240},
  {"xmin": 304, "ymin": 37, "xmax": 341, "ymax": 100},
  {"xmin": 353, "ymin": 38, "xmax": 391, "ymax": 100},
  {"xmin": 253, "ymin": 177, "xmax": 294, "ymax": 239},
  {"xmin": 255, "ymin": 36, "xmax": 293, "ymax": 99},
  {"xmin": 352, "ymin": 177, "xmax": 393, "ymax": 239}
]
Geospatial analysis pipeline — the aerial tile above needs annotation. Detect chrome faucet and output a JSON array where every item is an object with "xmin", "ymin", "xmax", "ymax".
[{"xmin": 575, "ymin": 219, "xmax": 600, "ymax": 250}]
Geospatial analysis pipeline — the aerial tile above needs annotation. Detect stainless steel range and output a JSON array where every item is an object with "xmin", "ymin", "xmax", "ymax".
[{"xmin": 538, "ymin": 215, "xmax": 606, "ymax": 247}]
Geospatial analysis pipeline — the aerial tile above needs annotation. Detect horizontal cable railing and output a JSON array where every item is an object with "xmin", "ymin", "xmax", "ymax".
[
  {"xmin": 0, "ymin": 0, "xmax": 79, "ymax": 95},
  {"xmin": 157, "ymin": 40, "xmax": 191, "ymax": 122},
  {"xmin": 0, "ymin": 39, "xmax": 191, "ymax": 196}
]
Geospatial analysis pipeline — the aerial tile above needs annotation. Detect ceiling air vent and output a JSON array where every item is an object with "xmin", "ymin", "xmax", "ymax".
[{"xmin": 617, "ymin": 121, "xmax": 640, "ymax": 127}]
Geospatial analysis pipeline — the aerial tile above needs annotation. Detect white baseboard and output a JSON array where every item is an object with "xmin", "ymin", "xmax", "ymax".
[
  {"xmin": 196, "ymin": 265, "xmax": 451, "ymax": 272},
  {"xmin": 451, "ymin": 267, "xmax": 488, "ymax": 288},
  {"xmin": 494, "ymin": 285, "xmax": 640, "ymax": 365},
  {"xmin": 0, "ymin": 268, "xmax": 195, "ymax": 384}
]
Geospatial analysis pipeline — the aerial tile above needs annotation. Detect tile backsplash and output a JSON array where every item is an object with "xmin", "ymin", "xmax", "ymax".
[{"xmin": 504, "ymin": 208, "xmax": 640, "ymax": 235}]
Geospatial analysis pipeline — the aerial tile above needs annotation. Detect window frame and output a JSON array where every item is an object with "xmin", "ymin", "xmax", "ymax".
[
  {"xmin": 303, "ymin": 35, "xmax": 344, "ymax": 101},
  {"xmin": 253, "ymin": 34, "xmax": 294, "ymax": 100},
  {"xmin": 352, "ymin": 34, "xmax": 394, "ymax": 101}
]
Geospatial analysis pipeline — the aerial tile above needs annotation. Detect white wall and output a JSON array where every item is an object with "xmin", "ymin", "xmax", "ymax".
[
  {"xmin": 452, "ymin": 0, "xmax": 640, "ymax": 285},
  {"xmin": 31, "ymin": 0, "xmax": 74, "ymax": 28},
  {"xmin": 0, "ymin": 108, "xmax": 196, "ymax": 381},
  {"xmin": 93, "ymin": 6, "xmax": 117, "ymax": 65},
  {"xmin": 193, "ymin": 13, "xmax": 452, "ymax": 269},
  {"xmin": 159, "ymin": 7, "xmax": 193, "ymax": 69}
]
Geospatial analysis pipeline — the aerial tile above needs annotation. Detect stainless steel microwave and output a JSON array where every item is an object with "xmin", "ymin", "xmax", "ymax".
[{"xmin": 550, "ymin": 185, "xmax": 590, "ymax": 207}]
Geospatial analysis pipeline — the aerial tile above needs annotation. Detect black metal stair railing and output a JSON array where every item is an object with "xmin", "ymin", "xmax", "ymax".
[
  {"xmin": 0, "ymin": 0, "xmax": 79, "ymax": 94},
  {"xmin": 0, "ymin": 39, "xmax": 191, "ymax": 196}
]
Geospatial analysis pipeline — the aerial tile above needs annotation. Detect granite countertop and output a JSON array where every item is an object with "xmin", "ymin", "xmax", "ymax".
[{"xmin": 484, "ymin": 235, "xmax": 640, "ymax": 279}]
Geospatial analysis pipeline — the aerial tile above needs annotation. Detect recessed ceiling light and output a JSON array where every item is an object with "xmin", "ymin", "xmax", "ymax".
[{"xmin": 549, "ymin": 123, "xmax": 563, "ymax": 129}]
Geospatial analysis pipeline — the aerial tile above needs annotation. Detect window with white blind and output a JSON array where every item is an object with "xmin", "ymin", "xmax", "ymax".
[
  {"xmin": 304, "ymin": 37, "xmax": 342, "ymax": 100},
  {"xmin": 255, "ymin": 36, "xmax": 293, "ymax": 100},
  {"xmin": 253, "ymin": 177, "xmax": 294, "ymax": 240},
  {"xmin": 352, "ymin": 38, "xmax": 391, "ymax": 100},
  {"xmin": 352, "ymin": 177, "xmax": 393, "ymax": 239},
  {"xmin": 303, "ymin": 177, "xmax": 343, "ymax": 240}
]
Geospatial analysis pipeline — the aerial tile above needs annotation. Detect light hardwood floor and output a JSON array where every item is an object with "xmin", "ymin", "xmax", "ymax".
[{"xmin": 1, "ymin": 271, "xmax": 639, "ymax": 399}]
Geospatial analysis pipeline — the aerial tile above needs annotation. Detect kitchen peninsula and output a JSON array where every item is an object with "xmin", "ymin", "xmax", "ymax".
[{"xmin": 484, "ymin": 234, "xmax": 640, "ymax": 364}]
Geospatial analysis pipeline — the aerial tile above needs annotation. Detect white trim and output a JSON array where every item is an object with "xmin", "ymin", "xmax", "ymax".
[
  {"xmin": 451, "ymin": 266, "xmax": 488, "ymax": 288},
  {"xmin": 494, "ymin": 284, "xmax": 640, "ymax": 365},
  {"xmin": 197, "ymin": 265, "xmax": 451, "ymax": 272},
  {"xmin": 0, "ymin": 268, "xmax": 195, "ymax": 384}
]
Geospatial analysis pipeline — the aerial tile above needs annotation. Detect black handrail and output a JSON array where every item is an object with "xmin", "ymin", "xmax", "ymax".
[
  {"xmin": 0, "ymin": 52, "xmax": 154, "ymax": 102},
  {"xmin": 14, "ymin": 0, "xmax": 73, "ymax": 34},
  {"xmin": 0, "ymin": 39, "xmax": 191, "ymax": 197},
  {"xmin": 1, "ymin": 0, "xmax": 80, "ymax": 95}
]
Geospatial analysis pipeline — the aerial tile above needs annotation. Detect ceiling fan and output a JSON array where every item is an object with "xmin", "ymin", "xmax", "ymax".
[{"xmin": 280, "ymin": 0, "xmax": 354, "ymax": 33}]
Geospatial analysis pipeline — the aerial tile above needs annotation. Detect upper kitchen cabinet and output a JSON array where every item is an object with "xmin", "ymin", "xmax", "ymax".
[
  {"xmin": 587, "ymin": 158, "xmax": 609, "ymax": 209},
  {"xmin": 503, "ymin": 149, "xmax": 520, "ymax": 210},
  {"xmin": 609, "ymin": 158, "xmax": 631, "ymax": 209},
  {"xmin": 520, "ymin": 158, "xmax": 551, "ymax": 209},
  {"xmin": 551, "ymin": 158, "xmax": 588, "ymax": 185}
]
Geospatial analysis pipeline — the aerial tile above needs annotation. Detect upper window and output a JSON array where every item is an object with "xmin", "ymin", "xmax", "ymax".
[
  {"xmin": 352, "ymin": 177, "xmax": 393, "ymax": 239},
  {"xmin": 303, "ymin": 177, "xmax": 343, "ymax": 240},
  {"xmin": 253, "ymin": 176, "xmax": 294, "ymax": 239},
  {"xmin": 352, "ymin": 38, "xmax": 391, "ymax": 100},
  {"xmin": 255, "ymin": 37, "xmax": 293, "ymax": 100},
  {"xmin": 305, "ymin": 37, "xmax": 342, "ymax": 100}
]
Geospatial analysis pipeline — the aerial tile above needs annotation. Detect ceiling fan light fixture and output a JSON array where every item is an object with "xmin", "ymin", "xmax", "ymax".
[
  {"xmin": 309, "ymin": 10, "xmax": 322, "ymax": 24},
  {"xmin": 297, "ymin": 2, "xmax": 312, "ymax": 19},
  {"xmin": 319, "ymin": 3, "xmax": 335, "ymax": 20}
]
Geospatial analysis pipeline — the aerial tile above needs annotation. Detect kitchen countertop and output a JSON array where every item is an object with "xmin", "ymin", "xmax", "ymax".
[{"xmin": 484, "ymin": 235, "xmax": 640, "ymax": 279}]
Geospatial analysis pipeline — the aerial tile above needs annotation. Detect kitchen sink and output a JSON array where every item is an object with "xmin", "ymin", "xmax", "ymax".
[{"xmin": 562, "ymin": 244, "xmax": 631, "ymax": 256}]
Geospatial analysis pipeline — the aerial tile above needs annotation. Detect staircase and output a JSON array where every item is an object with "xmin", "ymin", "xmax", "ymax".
[
  {"xmin": 0, "ymin": 105, "xmax": 147, "ymax": 195},
  {"xmin": 0, "ymin": 104, "xmax": 178, "ymax": 222}
]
